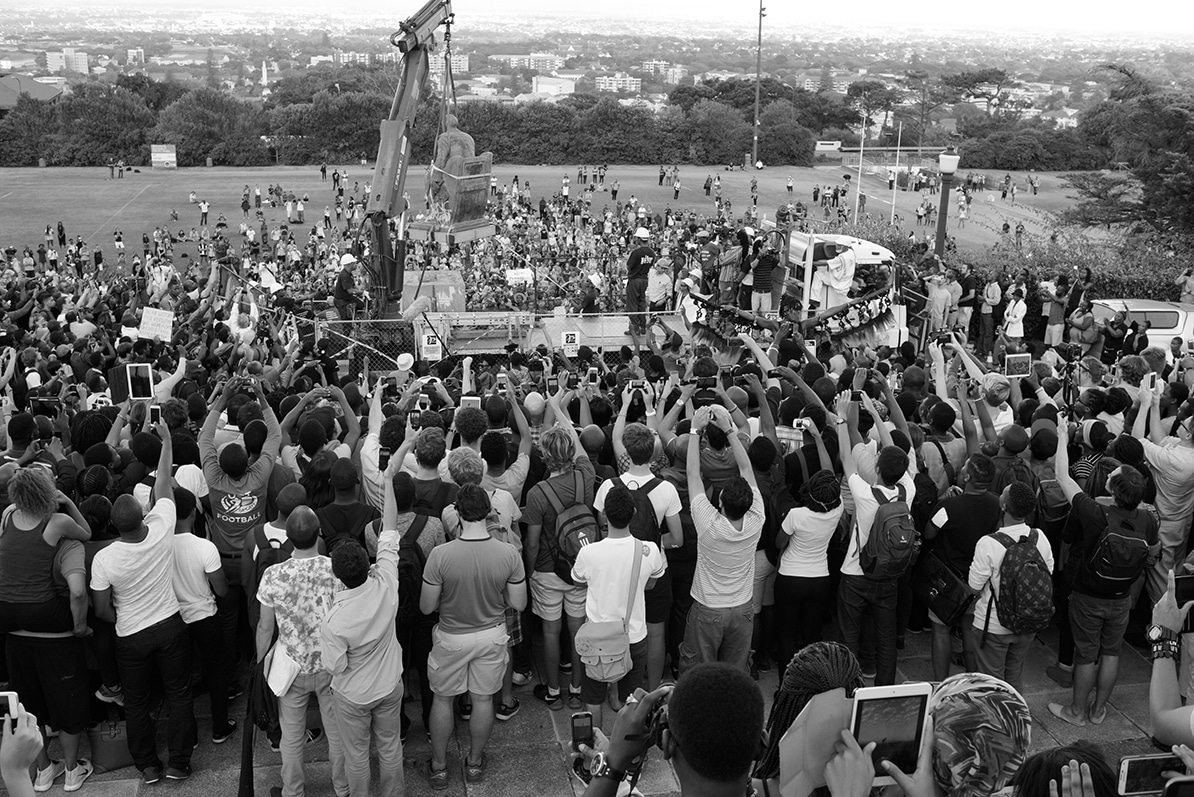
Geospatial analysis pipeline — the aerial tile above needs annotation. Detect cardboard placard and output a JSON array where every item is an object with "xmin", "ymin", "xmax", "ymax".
[
  {"xmin": 139, "ymin": 307, "xmax": 174, "ymax": 341},
  {"xmin": 506, "ymin": 268, "xmax": 533, "ymax": 286},
  {"xmin": 419, "ymin": 331, "xmax": 443, "ymax": 362}
]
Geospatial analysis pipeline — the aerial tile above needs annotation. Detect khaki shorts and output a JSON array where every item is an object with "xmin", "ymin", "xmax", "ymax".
[
  {"xmin": 530, "ymin": 570, "xmax": 587, "ymax": 622},
  {"xmin": 427, "ymin": 624, "xmax": 510, "ymax": 698}
]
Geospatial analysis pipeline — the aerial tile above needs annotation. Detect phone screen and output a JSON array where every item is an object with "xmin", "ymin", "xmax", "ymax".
[
  {"xmin": 1122, "ymin": 755, "xmax": 1184, "ymax": 795},
  {"xmin": 127, "ymin": 364, "xmax": 154, "ymax": 401},
  {"xmin": 587, "ymin": 367, "xmax": 599, "ymax": 384},
  {"xmin": 0, "ymin": 692, "xmax": 15, "ymax": 733},
  {"xmin": 547, "ymin": 376, "xmax": 558, "ymax": 392},
  {"xmin": 1165, "ymin": 778, "xmax": 1194, "ymax": 797},
  {"xmin": 570, "ymin": 712, "xmax": 594, "ymax": 752},
  {"xmin": 408, "ymin": 409, "xmax": 422, "ymax": 429},
  {"xmin": 1176, "ymin": 576, "xmax": 1194, "ymax": 633},
  {"xmin": 149, "ymin": 405, "xmax": 162, "ymax": 424},
  {"xmin": 852, "ymin": 695, "xmax": 928, "ymax": 776}
]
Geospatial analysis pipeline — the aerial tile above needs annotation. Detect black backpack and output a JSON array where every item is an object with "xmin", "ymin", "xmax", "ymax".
[
  {"xmin": 397, "ymin": 515, "xmax": 432, "ymax": 624},
  {"xmin": 413, "ymin": 482, "xmax": 454, "ymax": 519},
  {"xmin": 858, "ymin": 485, "xmax": 920, "ymax": 579},
  {"xmin": 985, "ymin": 529, "xmax": 1054, "ymax": 638},
  {"xmin": 1079, "ymin": 505, "xmax": 1153, "ymax": 598},
  {"xmin": 613, "ymin": 476, "xmax": 664, "ymax": 544}
]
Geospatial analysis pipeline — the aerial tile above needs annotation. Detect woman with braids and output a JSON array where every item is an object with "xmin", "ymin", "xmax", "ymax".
[
  {"xmin": 751, "ymin": 642, "xmax": 863, "ymax": 797},
  {"xmin": 773, "ymin": 468, "xmax": 842, "ymax": 671}
]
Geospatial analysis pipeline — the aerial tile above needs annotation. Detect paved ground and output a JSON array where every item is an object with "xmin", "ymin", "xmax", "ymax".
[
  {"xmin": 6, "ymin": 625, "xmax": 1158, "ymax": 797},
  {"xmin": 0, "ymin": 163, "xmax": 1074, "ymax": 262}
]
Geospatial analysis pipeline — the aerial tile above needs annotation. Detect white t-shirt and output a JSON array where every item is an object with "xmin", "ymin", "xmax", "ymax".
[
  {"xmin": 171, "ymin": 532, "xmax": 221, "ymax": 623},
  {"xmin": 133, "ymin": 464, "xmax": 209, "ymax": 512},
  {"xmin": 778, "ymin": 505, "xmax": 844, "ymax": 578},
  {"xmin": 593, "ymin": 472, "xmax": 682, "ymax": 530},
  {"xmin": 843, "ymin": 471, "xmax": 917, "ymax": 578},
  {"xmin": 571, "ymin": 536, "xmax": 666, "ymax": 644},
  {"xmin": 968, "ymin": 523, "xmax": 1054, "ymax": 635},
  {"xmin": 91, "ymin": 498, "xmax": 180, "ymax": 637}
]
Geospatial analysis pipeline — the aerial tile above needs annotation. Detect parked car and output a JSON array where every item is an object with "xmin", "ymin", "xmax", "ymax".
[{"xmin": 1090, "ymin": 299, "xmax": 1194, "ymax": 348}]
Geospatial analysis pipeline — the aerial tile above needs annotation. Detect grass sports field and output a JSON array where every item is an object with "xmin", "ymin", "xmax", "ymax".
[{"xmin": 0, "ymin": 162, "xmax": 1077, "ymax": 260}]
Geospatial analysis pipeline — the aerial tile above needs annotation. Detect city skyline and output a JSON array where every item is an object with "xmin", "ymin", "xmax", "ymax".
[{"xmin": 7, "ymin": 0, "xmax": 1194, "ymax": 38}]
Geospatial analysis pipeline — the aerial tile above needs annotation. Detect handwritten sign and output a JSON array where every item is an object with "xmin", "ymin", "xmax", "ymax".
[
  {"xmin": 562, "ymin": 330, "xmax": 579, "ymax": 357},
  {"xmin": 506, "ymin": 268, "xmax": 533, "ymax": 286},
  {"xmin": 139, "ymin": 307, "xmax": 174, "ymax": 341}
]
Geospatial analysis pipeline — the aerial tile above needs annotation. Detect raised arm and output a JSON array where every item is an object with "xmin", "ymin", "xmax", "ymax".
[
  {"xmin": 328, "ymin": 385, "xmax": 361, "ymax": 452},
  {"xmin": 834, "ymin": 395, "xmax": 857, "ymax": 479},
  {"xmin": 153, "ymin": 420, "xmax": 173, "ymax": 506},
  {"xmin": 859, "ymin": 393, "xmax": 892, "ymax": 448}
]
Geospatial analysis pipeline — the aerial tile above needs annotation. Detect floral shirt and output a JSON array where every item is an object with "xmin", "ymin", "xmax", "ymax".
[{"xmin": 256, "ymin": 555, "xmax": 340, "ymax": 675}]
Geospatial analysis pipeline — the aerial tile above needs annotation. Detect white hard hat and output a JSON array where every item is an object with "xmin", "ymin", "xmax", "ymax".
[
  {"xmin": 339, "ymin": 252, "xmax": 357, "ymax": 266},
  {"xmin": 634, "ymin": 227, "xmax": 650, "ymax": 239}
]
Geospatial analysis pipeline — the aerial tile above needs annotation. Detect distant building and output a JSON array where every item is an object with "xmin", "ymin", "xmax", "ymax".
[
  {"xmin": 333, "ymin": 51, "xmax": 373, "ymax": 67},
  {"xmin": 532, "ymin": 75, "xmax": 575, "ymax": 95},
  {"xmin": 697, "ymin": 70, "xmax": 745, "ymax": 84},
  {"xmin": 0, "ymin": 73, "xmax": 63, "ymax": 117},
  {"xmin": 490, "ymin": 53, "xmax": 564, "ymax": 71},
  {"xmin": 595, "ymin": 72, "xmax": 641, "ymax": 93},
  {"xmin": 663, "ymin": 65, "xmax": 688, "ymax": 84},
  {"xmin": 428, "ymin": 53, "xmax": 470, "ymax": 75},
  {"xmin": 1041, "ymin": 107, "xmax": 1080, "ymax": 128},
  {"xmin": 309, "ymin": 55, "xmax": 333, "ymax": 67},
  {"xmin": 641, "ymin": 59, "xmax": 669, "ymax": 75},
  {"xmin": 45, "ymin": 48, "xmax": 88, "ymax": 75},
  {"xmin": 126, "ymin": 47, "xmax": 145, "ymax": 65},
  {"xmin": 514, "ymin": 92, "xmax": 564, "ymax": 105}
]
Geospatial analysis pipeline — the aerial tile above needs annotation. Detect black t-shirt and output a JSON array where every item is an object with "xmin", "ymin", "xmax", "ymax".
[
  {"xmin": 333, "ymin": 268, "xmax": 355, "ymax": 302},
  {"xmin": 1065, "ymin": 492, "xmax": 1158, "ymax": 598},
  {"xmin": 931, "ymin": 491, "xmax": 1001, "ymax": 574},
  {"xmin": 958, "ymin": 275, "xmax": 978, "ymax": 308},
  {"xmin": 315, "ymin": 501, "xmax": 380, "ymax": 552},
  {"xmin": 626, "ymin": 246, "xmax": 656, "ymax": 280}
]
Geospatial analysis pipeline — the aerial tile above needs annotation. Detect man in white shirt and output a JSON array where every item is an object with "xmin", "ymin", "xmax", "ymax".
[
  {"xmin": 170, "ymin": 486, "xmax": 235, "ymax": 745},
  {"xmin": 1135, "ymin": 388, "xmax": 1194, "ymax": 603},
  {"xmin": 679, "ymin": 406, "xmax": 764, "ymax": 674},
  {"xmin": 595, "ymin": 416, "xmax": 683, "ymax": 689},
  {"xmin": 572, "ymin": 485, "xmax": 665, "ymax": 725},
  {"xmin": 968, "ymin": 481, "xmax": 1055, "ymax": 691},
  {"xmin": 835, "ymin": 394, "xmax": 917, "ymax": 686},
  {"xmin": 91, "ymin": 424, "xmax": 197, "ymax": 784}
]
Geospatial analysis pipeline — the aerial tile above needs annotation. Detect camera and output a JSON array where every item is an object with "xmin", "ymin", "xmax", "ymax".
[{"xmin": 794, "ymin": 417, "xmax": 815, "ymax": 431}]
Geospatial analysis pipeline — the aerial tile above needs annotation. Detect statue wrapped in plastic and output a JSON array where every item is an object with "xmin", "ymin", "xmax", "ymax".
[{"xmin": 418, "ymin": 114, "xmax": 494, "ymax": 243}]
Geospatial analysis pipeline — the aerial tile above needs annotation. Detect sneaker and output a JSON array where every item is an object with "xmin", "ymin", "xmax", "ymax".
[
  {"xmin": 559, "ymin": 661, "xmax": 573, "ymax": 674},
  {"xmin": 511, "ymin": 670, "xmax": 532, "ymax": 687},
  {"xmin": 141, "ymin": 766, "xmax": 163, "ymax": 785},
  {"xmin": 567, "ymin": 685, "xmax": 583, "ymax": 709},
  {"xmin": 34, "ymin": 760, "xmax": 66, "ymax": 793},
  {"xmin": 165, "ymin": 766, "xmax": 192, "ymax": 781},
  {"xmin": 227, "ymin": 683, "xmax": 245, "ymax": 701},
  {"xmin": 428, "ymin": 760, "xmax": 449, "ymax": 791},
  {"xmin": 496, "ymin": 698, "xmax": 521, "ymax": 721},
  {"xmin": 464, "ymin": 753, "xmax": 487, "ymax": 784},
  {"xmin": 533, "ymin": 684, "xmax": 563, "ymax": 710},
  {"xmin": 457, "ymin": 695, "xmax": 473, "ymax": 721},
  {"xmin": 64, "ymin": 760, "xmax": 94, "ymax": 793},
  {"xmin": 96, "ymin": 684, "xmax": 125, "ymax": 707},
  {"xmin": 212, "ymin": 720, "xmax": 238, "ymax": 745},
  {"xmin": 860, "ymin": 669, "xmax": 877, "ymax": 680}
]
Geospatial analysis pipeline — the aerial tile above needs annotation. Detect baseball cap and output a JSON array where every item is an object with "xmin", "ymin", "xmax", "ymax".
[{"xmin": 634, "ymin": 227, "xmax": 650, "ymax": 239}]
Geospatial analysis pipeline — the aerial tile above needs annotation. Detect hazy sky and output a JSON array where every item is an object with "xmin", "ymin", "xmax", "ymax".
[{"xmin": 274, "ymin": 0, "xmax": 1194, "ymax": 38}]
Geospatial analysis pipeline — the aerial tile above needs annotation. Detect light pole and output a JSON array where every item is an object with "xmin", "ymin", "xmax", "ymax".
[
  {"xmin": 933, "ymin": 145, "xmax": 960, "ymax": 258},
  {"xmin": 751, "ymin": 0, "xmax": 766, "ymax": 167}
]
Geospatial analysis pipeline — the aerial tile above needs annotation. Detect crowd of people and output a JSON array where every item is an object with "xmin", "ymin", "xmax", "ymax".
[{"xmin": 0, "ymin": 162, "xmax": 1192, "ymax": 797}]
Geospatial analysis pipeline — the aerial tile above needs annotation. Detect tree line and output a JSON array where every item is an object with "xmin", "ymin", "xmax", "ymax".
[{"xmin": 0, "ymin": 65, "xmax": 1135, "ymax": 176}]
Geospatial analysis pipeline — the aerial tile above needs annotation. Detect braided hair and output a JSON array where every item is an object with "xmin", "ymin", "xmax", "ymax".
[
  {"xmin": 799, "ymin": 469, "xmax": 842, "ymax": 514},
  {"xmin": 753, "ymin": 642, "xmax": 863, "ymax": 781}
]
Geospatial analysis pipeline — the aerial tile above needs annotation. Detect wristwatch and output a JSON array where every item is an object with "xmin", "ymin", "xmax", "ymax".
[
  {"xmin": 589, "ymin": 751, "xmax": 626, "ymax": 783},
  {"xmin": 1147, "ymin": 624, "xmax": 1179, "ymax": 643}
]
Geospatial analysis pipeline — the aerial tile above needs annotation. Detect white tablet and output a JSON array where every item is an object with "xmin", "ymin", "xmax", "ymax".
[{"xmin": 849, "ymin": 682, "xmax": 933, "ymax": 787}]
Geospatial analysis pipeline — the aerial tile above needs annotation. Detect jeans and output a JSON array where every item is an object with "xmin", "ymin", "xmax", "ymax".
[
  {"xmin": 774, "ymin": 575, "xmax": 831, "ymax": 673},
  {"xmin": 666, "ymin": 557, "xmax": 696, "ymax": 669},
  {"xmin": 187, "ymin": 614, "xmax": 230, "ymax": 728},
  {"xmin": 335, "ymin": 684, "xmax": 404, "ymax": 797},
  {"xmin": 279, "ymin": 671, "xmax": 347, "ymax": 797},
  {"xmin": 1150, "ymin": 516, "xmax": 1193, "ymax": 605},
  {"xmin": 976, "ymin": 630, "xmax": 1033, "ymax": 691},
  {"xmin": 679, "ymin": 600, "xmax": 753, "ymax": 675},
  {"xmin": 116, "ymin": 614, "xmax": 196, "ymax": 772},
  {"xmin": 837, "ymin": 575, "xmax": 899, "ymax": 685},
  {"xmin": 216, "ymin": 557, "xmax": 246, "ymax": 669}
]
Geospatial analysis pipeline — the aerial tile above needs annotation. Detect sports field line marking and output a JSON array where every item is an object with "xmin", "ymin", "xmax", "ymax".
[
  {"xmin": 85, "ymin": 183, "xmax": 155, "ymax": 244},
  {"xmin": 0, "ymin": 192, "xmax": 12, "ymax": 200}
]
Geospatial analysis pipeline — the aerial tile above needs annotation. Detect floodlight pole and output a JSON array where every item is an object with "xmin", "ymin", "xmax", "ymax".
[{"xmin": 751, "ymin": 0, "xmax": 765, "ymax": 166}]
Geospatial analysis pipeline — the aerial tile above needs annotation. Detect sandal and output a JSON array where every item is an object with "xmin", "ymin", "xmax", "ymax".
[
  {"xmin": 464, "ymin": 753, "xmax": 487, "ymax": 784},
  {"xmin": 427, "ymin": 761, "xmax": 448, "ymax": 790}
]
